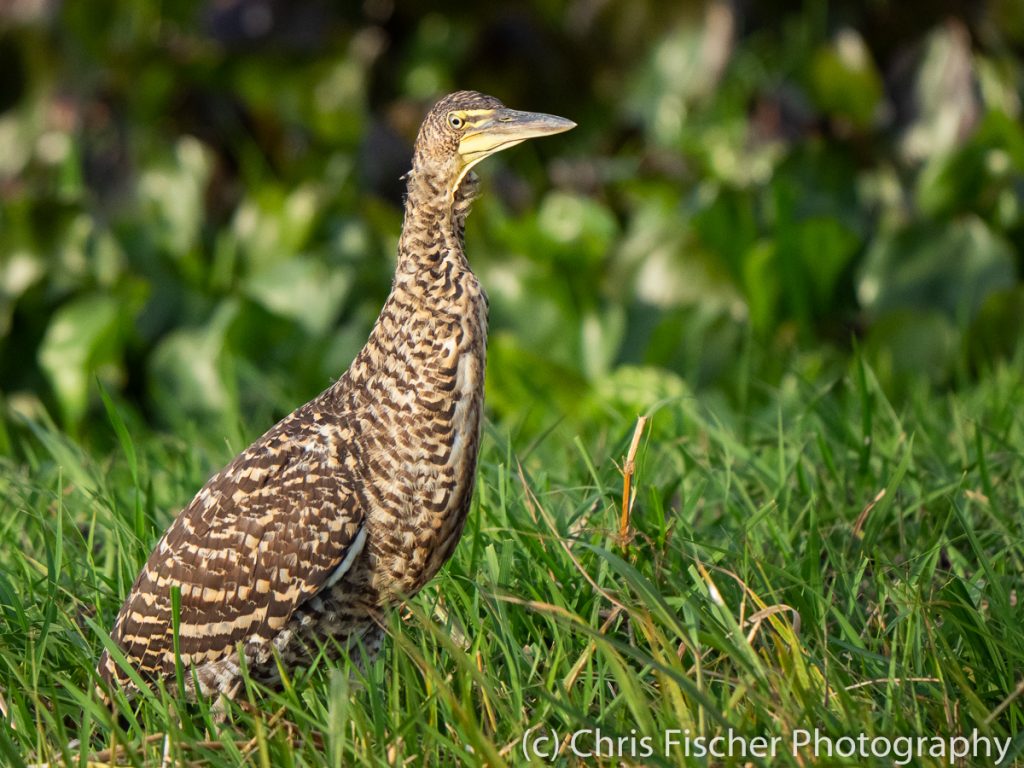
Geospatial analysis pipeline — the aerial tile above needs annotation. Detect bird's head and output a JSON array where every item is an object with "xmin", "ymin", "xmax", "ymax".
[{"xmin": 413, "ymin": 90, "xmax": 576, "ymax": 194}]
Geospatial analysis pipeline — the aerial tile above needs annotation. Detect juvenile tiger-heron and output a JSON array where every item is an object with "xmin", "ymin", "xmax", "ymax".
[{"xmin": 97, "ymin": 91, "xmax": 574, "ymax": 699}]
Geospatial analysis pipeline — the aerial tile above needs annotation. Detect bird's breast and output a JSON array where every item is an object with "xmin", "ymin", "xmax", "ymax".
[{"xmin": 349, "ymin": 268, "xmax": 488, "ymax": 600}]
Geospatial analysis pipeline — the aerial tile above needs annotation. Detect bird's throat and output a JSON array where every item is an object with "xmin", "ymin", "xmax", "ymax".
[{"xmin": 395, "ymin": 165, "xmax": 478, "ymax": 280}]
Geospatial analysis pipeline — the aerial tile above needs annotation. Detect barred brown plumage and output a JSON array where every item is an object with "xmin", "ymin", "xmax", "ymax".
[{"xmin": 96, "ymin": 91, "xmax": 575, "ymax": 700}]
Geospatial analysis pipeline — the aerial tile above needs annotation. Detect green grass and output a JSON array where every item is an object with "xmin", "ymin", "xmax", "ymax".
[{"xmin": 1, "ymin": 352, "xmax": 1023, "ymax": 767}]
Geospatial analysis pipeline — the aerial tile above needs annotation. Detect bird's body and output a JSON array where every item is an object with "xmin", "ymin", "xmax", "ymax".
[{"xmin": 97, "ymin": 91, "xmax": 573, "ymax": 699}]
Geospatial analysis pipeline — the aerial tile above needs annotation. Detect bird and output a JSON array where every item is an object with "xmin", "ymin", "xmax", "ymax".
[{"xmin": 96, "ymin": 91, "xmax": 575, "ymax": 702}]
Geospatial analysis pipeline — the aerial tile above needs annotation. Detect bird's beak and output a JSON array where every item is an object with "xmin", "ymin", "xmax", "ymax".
[{"xmin": 458, "ymin": 108, "xmax": 576, "ymax": 168}]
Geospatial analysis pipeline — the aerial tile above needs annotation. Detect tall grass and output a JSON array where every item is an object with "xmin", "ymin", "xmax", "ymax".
[{"xmin": 1, "ymin": 353, "xmax": 1022, "ymax": 766}]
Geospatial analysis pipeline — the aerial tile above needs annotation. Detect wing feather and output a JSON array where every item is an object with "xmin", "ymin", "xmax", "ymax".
[{"xmin": 99, "ymin": 406, "xmax": 364, "ymax": 690}]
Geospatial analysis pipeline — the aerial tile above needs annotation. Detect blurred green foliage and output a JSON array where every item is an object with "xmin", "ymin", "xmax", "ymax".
[{"xmin": 1, "ymin": 0, "xmax": 1023, "ymax": 441}]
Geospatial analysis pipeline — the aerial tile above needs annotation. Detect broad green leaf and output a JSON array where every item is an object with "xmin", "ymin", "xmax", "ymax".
[
  {"xmin": 625, "ymin": 17, "xmax": 728, "ymax": 147},
  {"xmin": 589, "ymin": 365, "xmax": 690, "ymax": 422},
  {"xmin": 243, "ymin": 256, "xmax": 351, "ymax": 336},
  {"xmin": 37, "ymin": 293, "xmax": 123, "ymax": 428},
  {"xmin": 792, "ymin": 216, "xmax": 860, "ymax": 307},
  {"xmin": 916, "ymin": 110, "xmax": 1024, "ymax": 220},
  {"xmin": 692, "ymin": 185, "xmax": 758, "ymax": 282},
  {"xmin": 148, "ymin": 300, "xmax": 240, "ymax": 424},
  {"xmin": 0, "ymin": 251, "xmax": 44, "ymax": 336},
  {"xmin": 580, "ymin": 306, "xmax": 626, "ymax": 380},
  {"xmin": 966, "ymin": 286, "xmax": 1024, "ymax": 367},
  {"xmin": 536, "ymin": 191, "xmax": 618, "ymax": 266},
  {"xmin": 863, "ymin": 310, "xmax": 958, "ymax": 389},
  {"xmin": 233, "ymin": 183, "xmax": 325, "ymax": 270},
  {"xmin": 138, "ymin": 136, "xmax": 212, "ymax": 258},
  {"xmin": 900, "ymin": 24, "xmax": 978, "ymax": 161},
  {"xmin": 741, "ymin": 240, "xmax": 780, "ymax": 333},
  {"xmin": 857, "ymin": 217, "xmax": 1015, "ymax": 321},
  {"xmin": 808, "ymin": 30, "xmax": 884, "ymax": 130}
]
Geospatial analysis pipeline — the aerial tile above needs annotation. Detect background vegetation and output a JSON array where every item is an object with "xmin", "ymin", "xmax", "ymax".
[{"xmin": 1, "ymin": 0, "xmax": 1023, "ymax": 765}]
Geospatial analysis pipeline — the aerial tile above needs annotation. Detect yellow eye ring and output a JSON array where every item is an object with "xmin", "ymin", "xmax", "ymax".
[{"xmin": 448, "ymin": 114, "xmax": 464, "ymax": 129}]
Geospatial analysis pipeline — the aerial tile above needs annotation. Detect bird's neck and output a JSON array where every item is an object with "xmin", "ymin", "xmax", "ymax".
[{"xmin": 395, "ymin": 163, "xmax": 479, "ymax": 283}]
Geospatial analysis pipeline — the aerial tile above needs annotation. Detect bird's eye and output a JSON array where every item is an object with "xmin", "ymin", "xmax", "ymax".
[{"xmin": 448, "ymin": 114, "xmax": 464, "ymax": 129}]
